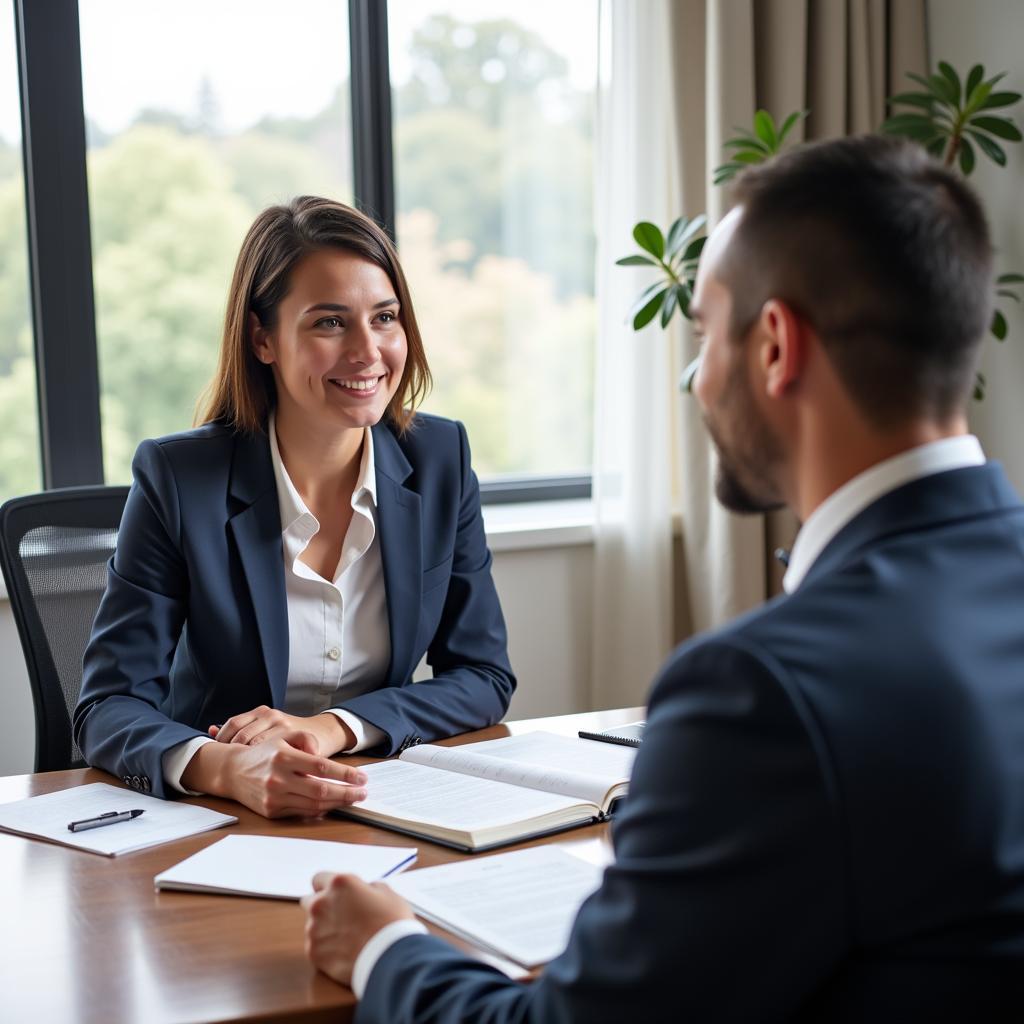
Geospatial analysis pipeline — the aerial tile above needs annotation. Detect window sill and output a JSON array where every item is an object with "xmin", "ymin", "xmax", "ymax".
[
  {"xmin": 0, "ymin": 500, "xmax": 600, "ymax": 605},
  {"xmin": 483, "ymin": 499, "xmax": 594, "ymax": 553}
]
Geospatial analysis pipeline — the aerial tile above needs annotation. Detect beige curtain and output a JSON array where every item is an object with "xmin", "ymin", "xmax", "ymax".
[{"xmin": 668, "ymin": 0, "xmax": 928, "ymax": 635}]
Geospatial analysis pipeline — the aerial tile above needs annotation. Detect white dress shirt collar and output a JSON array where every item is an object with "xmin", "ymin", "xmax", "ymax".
[
  {"xmin": 782, "ymin": 434, "xmax": 986, "ymax": 593},
  {"xmin": 268, "ymin": 412, "xmax": 377, "ymax": 532}
]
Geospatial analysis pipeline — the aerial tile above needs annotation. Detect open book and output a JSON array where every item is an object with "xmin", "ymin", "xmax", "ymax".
[{"xmin": 340, "ymin": 731, "xmax": 636, "ymax": 852}]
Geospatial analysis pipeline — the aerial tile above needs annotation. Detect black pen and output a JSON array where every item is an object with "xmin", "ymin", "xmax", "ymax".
[{"xmin": 67, "ymin": 809, "xmax": 145, "ymax": 833}]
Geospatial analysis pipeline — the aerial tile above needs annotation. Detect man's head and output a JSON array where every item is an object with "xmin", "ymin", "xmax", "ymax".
[{"xmin": 691, "ymin": 135, "xmax": 994, "ymax": 515}]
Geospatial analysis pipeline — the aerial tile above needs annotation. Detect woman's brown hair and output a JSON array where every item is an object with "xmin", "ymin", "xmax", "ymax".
[{"xmin": 196, "ymin": 196, "xmax": 431, "ymax": 434}]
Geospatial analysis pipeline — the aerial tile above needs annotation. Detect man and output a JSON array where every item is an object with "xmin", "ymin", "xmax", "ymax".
[{"xmin": 302, "ymin": 136, "xmax": 1024, "ymax": 1021}]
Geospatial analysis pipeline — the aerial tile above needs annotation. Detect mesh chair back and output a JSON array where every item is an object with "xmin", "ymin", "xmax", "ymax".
[{"xmin": 0, "ymin": 487, "xmax": 129, "ymax": 772}]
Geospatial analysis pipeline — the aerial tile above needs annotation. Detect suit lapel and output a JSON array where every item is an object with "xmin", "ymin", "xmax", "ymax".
[
  {"xmin": 802, "ymin": 462, "xmax": 1023, "ymax": 589},
  {"xmin": 227, "ymin": 430, "xmax": 289, "ymax": 708},
  {"xmin": 373, "ymin": 424, "xmax": 422, "ymax": 686}
]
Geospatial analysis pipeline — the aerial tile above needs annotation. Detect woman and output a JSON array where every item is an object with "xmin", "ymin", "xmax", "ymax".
[{"xmin": 74, "ymin": 197, "xmax": 515, "ymax": 818}]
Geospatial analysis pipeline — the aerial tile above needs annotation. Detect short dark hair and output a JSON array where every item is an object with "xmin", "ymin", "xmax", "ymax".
[
  {"xmin": 197, "ymin": 196, "xmax": 431, "ymax": 434},
  {"xmin": 721, "ymin": 135, "xmax": 993, "ymax": 425}
]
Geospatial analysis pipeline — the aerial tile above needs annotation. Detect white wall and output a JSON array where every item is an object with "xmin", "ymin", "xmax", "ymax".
[
  {"xmin": 0, "ymin": 538, "xmax": 597, "ymax": 777},
  {"xmin": 928, "ymin": 0, "xmax": 1024, "ymax": 488}
]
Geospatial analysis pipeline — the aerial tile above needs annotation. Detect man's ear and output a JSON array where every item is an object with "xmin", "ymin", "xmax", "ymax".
[
  {"xmin": 250, "ymin": 312, "xmax": 274, "ymax": 365},
  {"xmin": 757, "ymin": 299, "xmax": 806, "ymax": 399}
]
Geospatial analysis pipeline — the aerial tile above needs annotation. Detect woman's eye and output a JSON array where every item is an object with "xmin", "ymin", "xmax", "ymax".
[
  {"xmin": 377, "ymin": 311, "xmax": 396, "ymax": 324},
  {"xmin": 316, "ymin": 316, "xmax": 342, "ymax": 330}
]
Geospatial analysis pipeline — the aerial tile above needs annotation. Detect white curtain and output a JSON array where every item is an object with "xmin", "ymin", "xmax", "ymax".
[
  {"xmin": 590, "ymin": 0, "xmax": 677, "ymax": 709},
  {"xmin": 590, "ymin": 0, "xmax": 928, "ymax": 706}
]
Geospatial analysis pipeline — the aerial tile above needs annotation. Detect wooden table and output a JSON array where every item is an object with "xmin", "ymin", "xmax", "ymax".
[{"xmin": 0, "ymin": 707, "xmax": 642, "ymax": 1024}]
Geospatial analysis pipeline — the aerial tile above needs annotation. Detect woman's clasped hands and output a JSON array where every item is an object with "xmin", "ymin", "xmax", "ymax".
[{"xmin": 183, "ymin": 706, "xmax": 368, "ymax": 819}]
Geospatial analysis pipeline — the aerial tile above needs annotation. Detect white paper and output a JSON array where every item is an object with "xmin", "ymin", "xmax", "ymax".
[
  {"xmin": 155, "ymin": 835, "xmax": 416, "ymax": 899},
  {"xmin": 401, "ymin": 731, "xmax": 636, "ymax": 807},
  {"xmin": 389, "ymin": 846, "xmax": 603, "ymax": 967},
  {"xmin": 0, "ymin": 782, "xmax": 237, "ymax": 856},
  {"xmin": 356, "ymin": 760, "xmax": 586, "ymax": 830}
]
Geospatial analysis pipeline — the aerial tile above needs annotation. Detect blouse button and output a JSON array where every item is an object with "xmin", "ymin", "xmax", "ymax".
[{"xmin": 326, "ymin": 646, "xmax": 341, "ymax": 661}]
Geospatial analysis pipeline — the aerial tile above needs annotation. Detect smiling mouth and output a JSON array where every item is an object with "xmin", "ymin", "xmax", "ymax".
[{"xmin": 329, "ymin": 374, "xmax": 385, "ymax": 395}]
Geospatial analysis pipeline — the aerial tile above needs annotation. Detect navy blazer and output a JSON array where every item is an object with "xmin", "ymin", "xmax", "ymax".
[
  {"xmin": 73, "ymin": 414, "xmax": 515, "ymax": 799},
  {"xmin": 360, "ymin": 463, "xmax": 1024, "ymax": 1024}
]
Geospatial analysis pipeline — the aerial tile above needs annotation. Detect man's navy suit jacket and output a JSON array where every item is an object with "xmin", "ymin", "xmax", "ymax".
[
  {"xmin": 361, "ymin": 463, "xmax": 1024, "ymax": 1023},
  {"xmin": 73, "ymin": 414, "xmax": 515, "ymax": 799}
]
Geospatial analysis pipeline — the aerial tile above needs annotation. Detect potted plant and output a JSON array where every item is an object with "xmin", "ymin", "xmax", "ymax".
[{"xmin": 619, "ymin": 62, "xmax": 1023, "ymax": 399}]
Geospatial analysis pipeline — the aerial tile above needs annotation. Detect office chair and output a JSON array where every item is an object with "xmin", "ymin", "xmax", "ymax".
[{"xmin": 0, "ymin": 486, "xmax": 129, "ymax": 772}]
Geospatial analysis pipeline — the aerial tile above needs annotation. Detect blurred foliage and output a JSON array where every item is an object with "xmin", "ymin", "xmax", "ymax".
[{"xmin": 0, "ymin": 11, "xmax": 596, "ymax": 497}]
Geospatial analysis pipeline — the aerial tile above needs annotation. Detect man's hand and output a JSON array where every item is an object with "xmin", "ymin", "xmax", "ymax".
[
  {"xmin": 184, "ymin": 730, "xmax": 368, "ymax": 818},
  {"xmin": 210, "ymin": 705, "xmax": 355, "ymax": 755},
  {"xmin": 302, "ymin": 874, "xmax": 415, "ymax": 987}
]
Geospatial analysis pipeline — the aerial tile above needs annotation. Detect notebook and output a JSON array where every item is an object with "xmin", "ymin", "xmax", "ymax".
[
  {"xmin": 388, "ymin": 845, "xmax": 603, "ymax": 967},
  {"xmin": 339, "ymin": 730, "xmax": 636, "ymax": 852},
  {"xmin": 0, "ymin": 782, "xmax": 237, "ymax": 856},
  {"xmin": 155, "ymin": 834, "xmax": 417, "ymax": 899}
]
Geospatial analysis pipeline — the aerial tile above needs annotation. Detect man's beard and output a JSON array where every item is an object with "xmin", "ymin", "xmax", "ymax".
[{"xmin": 703, "ymin": 360, "xmax": 785, "ymax": 515}]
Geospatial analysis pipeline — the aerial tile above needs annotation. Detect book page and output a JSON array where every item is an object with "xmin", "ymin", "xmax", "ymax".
[
  {"xmin": 356, "ymin": 760, "xmax": 587, "ymax": 830},
  {"xmin": 155, "ymin": 835, "xmax": 416, "ymax": 899},
  {"xmin": 389, "ymin": 846, "xmax": 603, "ymax": 967},
  {"xmin": 401, "ymin": 731, "xmax": 636, "ymax": 807},
  {"xmin": 0, "ymin": 783, "xmax": 237, "ymax": 856}
]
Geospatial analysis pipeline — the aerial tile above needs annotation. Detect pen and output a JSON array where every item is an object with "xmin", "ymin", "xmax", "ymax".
[{"xmin": 67, "ymin": 809, "xmax": 145, "ymax": 833}]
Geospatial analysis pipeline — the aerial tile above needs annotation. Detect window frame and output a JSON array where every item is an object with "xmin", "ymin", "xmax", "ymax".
[{"xmin": 13, "ymin": 0, "xmax": 592, "ymax": 502}]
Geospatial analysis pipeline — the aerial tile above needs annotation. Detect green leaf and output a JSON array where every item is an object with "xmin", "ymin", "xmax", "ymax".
[
  {"xmin": 633, "ymin": 288, "xmax": 668, "ymax": 330},
  {"xmin": 733, "ymin": 149, "xmax": 767, "ymax": 165},
  {"xmin": 679, "ymin": 355, "xmax": 701, "ymax": 394},
  {"xmin": 965, "ymin": 130, "xmax": 1007, "ymax": 166},
  {"xmin": 880, "ymin": 114, "xmax": 944, "ymax": 143},
  {"xmin": 882, "ymin": 113, "xmax": 942, "ymax": 131},
  {"xmin": 929, "ymin": 72, "xmax": 958, "ymax": 105},
  {"xmin": 615, "ymin": 254, "xmax": 658, "ymax": 267},
  {"xmin": 660, "ymin": 285, "xmax": 680, "ymax": 328},
  {"xmin": 997, "ymin": 273, "xmax": 1024, "ymax": 284},
  {"xmin": 969, "ymin": 115, "xmax": 1023, "ymax": 141},
  {"xmin": 667, "ymin": 215, "xmax": 706, "ymax": 259},
  {"xmin": 776, "ymin": 110, "xmax": 807, "ymax": 145},
  {"xmin": 724, "ymin": 131, "xmax": 771, "ymax": 154},
  {"xmin": 974, "ymin": 371, "xmax": 986, "ymax": 401},
  {"xmin": 906, "ymin": 71, "xmax": 941, "ymax": 94},
  {"xmin": 980, "ymin": 90, "xmax": 1022, "ymax": 110},
  {"xmin": 888, "ymin": 92, "xmax": 938, "ymax": 111},
  {"xmin": 677, "ymin": 283, "xmax": 693, "ymax": 320},
  {"xmin": 633, "ymin": 222, "xmax": 665, "ymax": 259},
  {"xmin": 965, "ymin": 63, "xmax": 984, "ymax": 99},
  {"xmin": 722, "ymin": 137, "xmax": 766, "ymax": 153},
  {"xmin": 713, "ymin": 162, "xmax": 745, "ymax": 185},
  {"xmin": 753, "ymin": 109, "xmax": 777, "ymax": 149},
  {"xmin": 665, "ymin": 216, "xmax": 689, "ymax": 258},
  {"xmin": 991, "ymin": 309, "xmax": 1008, "ymax": 340},
  {"xmin": 628, "ymin": 281, "xmax": 670, "ymax": 321},
  {"xmin": 958, "ymin": 136, "xmax": 976, "ymax": 175},
  {"xmin": 964, "ymin": 81, "xmax": 994, "ymax": 117},
  {"xmin": 682, "ymin": 236, "xmax": 707, "ymax": 262},
  {"xmin": 927, "ymin": 137, "xmax": 946, "ymax": 157},
  {"xmin": 996, "ymin": 290, "xmax": 1021, "ymax": 303},
  {"xmin": 938, "ymin": 61, "xmax": 962, "ymax": 105}
]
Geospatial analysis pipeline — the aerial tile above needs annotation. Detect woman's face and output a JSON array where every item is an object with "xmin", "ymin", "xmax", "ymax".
[{"xmin": 252, "ymin": 248, "xmax": 408, "ymax": 434}]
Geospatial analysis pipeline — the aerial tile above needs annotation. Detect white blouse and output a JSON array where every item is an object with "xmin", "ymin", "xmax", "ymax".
[{"xmin": 162, "ymin": 416, "xmax": 389, "ymax": 792}]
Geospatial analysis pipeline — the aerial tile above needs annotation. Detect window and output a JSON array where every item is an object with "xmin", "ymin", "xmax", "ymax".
[
  {"xmin": 0, "ymin": 5, "xmax": 41, "ymax": 498},
  {"xmin": 14, "ymin": 0, "xmax": 598, "ymax": 500},
  {"xmin": 389, "ymin": 1, "xmax": 598, "ymax": 480},
  {"xmin": 79, "ymin": 0, "xmax": 354, "ymax": 482}
]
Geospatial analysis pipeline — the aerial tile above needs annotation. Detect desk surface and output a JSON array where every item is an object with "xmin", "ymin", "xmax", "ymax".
[{"xmin": 0, "ymin": 707, "xmax": 642, "ymax": 1024}]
